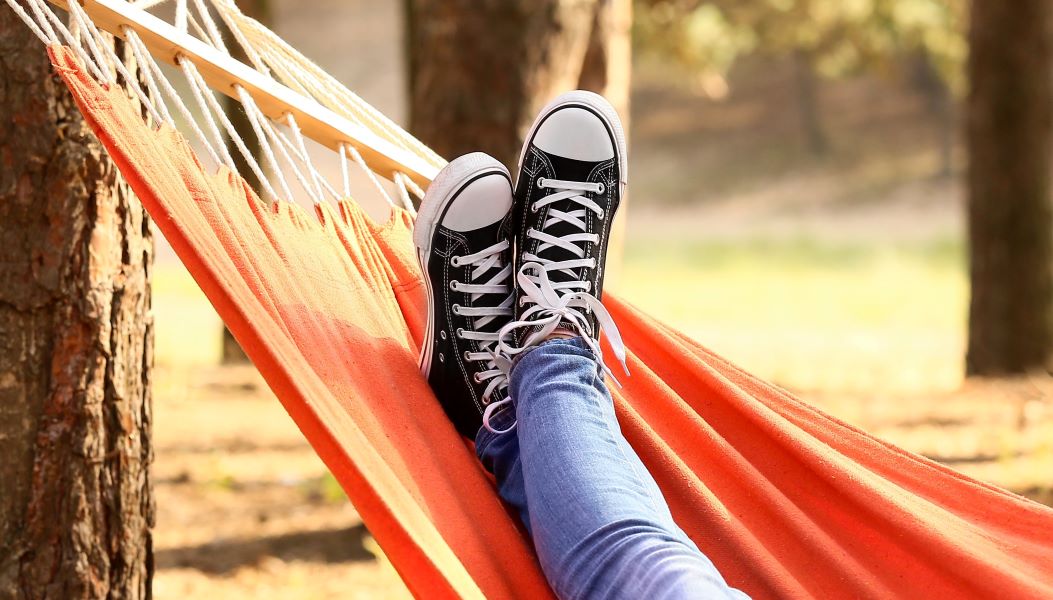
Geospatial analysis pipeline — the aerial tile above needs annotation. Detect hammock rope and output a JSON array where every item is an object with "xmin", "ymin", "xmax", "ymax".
[{"xmin": 6, "ymin": 0, "xmax": 439, "ymax": 211}]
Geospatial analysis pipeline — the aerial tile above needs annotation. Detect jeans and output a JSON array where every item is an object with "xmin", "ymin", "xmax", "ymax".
[{"xmin": 476, "ymin": 338, "xmax": 749, "ymax": 600}]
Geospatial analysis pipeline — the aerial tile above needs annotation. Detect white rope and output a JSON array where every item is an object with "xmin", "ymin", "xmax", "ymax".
[
  {"xmin": 189, "ymin": 0, "xmax": 228, "ymax": 52},
  {"xmin": 123, "ymin": 28, "xmax": 174, "ymax": 125},
  {"xmin": 269, "ymin": 116, "xmax": 339, "ymax": 201},
  {"xmin": 240, "ymin": 86, "xmax": 324, "ymax": 204},
  {"xmin": 179, "ymin": 57, "xmax": 237, "ymax": 171},
  {"xmin": 4, "ymin": 0, "xmax": 52, "ymax": 45},
  {"xmin": 65, "ymin": 0, "xmax": 117, "ymax": 82},
  {"xmin": 24, "ymin": 0, "xmax": 59, "ymax": 44},
  {"xmin": 338, "ymin": 144, "xmax": 352, "ymax": 200},
  {"xmin": 233, "ymin": 15, "xmax": 443, "ymax": 165},
  {"xmin": 283, "ymin": 113, "xmax": 337, "ymax": 201},
  {"xmin": 393, "ymin": 172, "xmax": 418, "ymax": 215},
  {"xmin": 212, "ymin": 0, "xmax": 272, "ymax": 78},
  {"xmin": 346, "ymin": 144, "xmax": 396, "ymax": 208},
  {"xmin": 123, "ymin": 29, "xmax": 224, "ymax": 168},
  {"xmin": 399, "ymin": 172, "xmax": 427, "ymax": 201},
  {"xmin": 178, "ymin": 56, "xmax": 280, "ymax": 202},
  {"xmin": 8, "ymin": 0, "xmax": 443, "ymax": 212},
  {"xmin": 235, "ymin": 85, "xmax": 294, "ymax": 202},
  {"xmin": 174, "ymin": 0, "xmax": 188, "ymax": 32},
  {"xmin": 70, "ymin": 1, "xmax": 166, "ymax": 125},
  {"xmin": 30, "ymin": 0, "xmax": 109, "ymax": 83}
]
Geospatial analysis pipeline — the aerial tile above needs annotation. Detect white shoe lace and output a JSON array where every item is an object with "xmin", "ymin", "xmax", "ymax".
[
  {"xmin": 449, "ymin": 240, "xmax": 514, "ymax": 424},
  {"xmin": 484, "ymin": 178, "xmax": 629, "ymax": 433}
]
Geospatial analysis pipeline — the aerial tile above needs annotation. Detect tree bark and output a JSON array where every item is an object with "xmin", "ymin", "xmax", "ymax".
[
  {"xmin": 0, "ymin": 8, "xmax": 154, "ymax": 598},
  {"xmin": 404, "ymin": 0, "xmax": 631, "ymax": 279},
  {"xmin": 576, "ymin": 0, "xmax": 631, "ymax": 284},
  {"xmin": 404, "ymin": 0, "xmax": 604, "ymax": 170},
  {"xmin": 966, "ymin": 0, "xmax": 1053, "ymax": 375},
  {"xmin": 793, "ymin": 48, "xmax": 829, "ymax": 156},
  {"xmin": 221, "ymin": 0, "xmax": 271, "ymax": 364}
]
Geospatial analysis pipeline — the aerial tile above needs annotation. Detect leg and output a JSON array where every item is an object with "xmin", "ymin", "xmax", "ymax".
[
  {"xmin": 475, "ymin": 406, "xmax": 531, "ymax": 530},
  {"xmin": 479, "ymin": 338, "xmax": 749, "ymax": 600}
]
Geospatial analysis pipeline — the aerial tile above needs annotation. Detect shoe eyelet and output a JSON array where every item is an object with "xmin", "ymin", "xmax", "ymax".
[
  {"xmin": 450, "ymin": 280, "xmax": 459, "ymax": 291},
  {"xmin": 438, "ymin": 353, "xmax": 445, "ymax": 363},
  {"xmin": 473, "ymin": 373, "xmax": 482, "ymax": 383},
  {"xmin": 597, "ymin": 209, "xmax": 605, "ymax": 219},
  {"xmin": 530, "ymin": 203, "xmax": 539, "ymax": 213},
  {"xmin": 464, "ymin": 351, "xmax": 472, "ymax": 361},
  {"xmin": 537, "ymin": 177, "xmax": 547, "ymax": 188},
  {"xmin": 451, "ymin": 256, "xmax": 462, "ymax": 267},
  {"xmin": 456, "ymin": 328, "xmax": 465, "ymax": 339},
  {"xmin": 439, "ymin": 330, "xmax": 447, "ymax": 340},
  {"xmin": 452, "ymin": 304, "xmax": 461, "ymax": 315},
  {"xmin": 595, "ymin": 183, "xmax": 606, "ymax": 194}
]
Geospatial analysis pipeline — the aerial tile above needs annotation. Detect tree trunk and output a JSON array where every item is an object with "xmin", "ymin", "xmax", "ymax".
[
  {"xmin": 404, "ymin": 0, "xmax": 631, "ymax": 279},
  {"xmin": 0, "ymin": 8, "xmax": 154, "ymax": 599},
  {"xmin": 405, "ymin": 0, "xmax": 603, "ymax": 170},
  {"xmin": 221, "ymin": 0, "xmax": 271, "ymax": 364},
  {"xmin": 576, "ymin": 0, "xmax": 631, "ymax": 285},
  {"xmin": 793, "ymin": 48, "xmax": 829, "ymax": 156},
  {"xmin": 966, "ymin": 0, "xmax": 1053, "ymax": 375}
]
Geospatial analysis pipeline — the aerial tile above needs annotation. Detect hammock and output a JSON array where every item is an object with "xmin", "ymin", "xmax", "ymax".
[{"xmin": 8, "ymin": 1, "xmax": 1053, "ymax": 598}]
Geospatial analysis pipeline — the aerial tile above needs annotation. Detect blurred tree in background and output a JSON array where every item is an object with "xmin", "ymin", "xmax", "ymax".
[
  {"xmin": 221, "ymin": 0, "xmax": 272, "ymax": 365},
  {"xmin": 966, "ymin": 0, "xmax": 1053, "ymax": 375},
  {"xmin": 635, "ymin": 0, "xmax": 966, "ymax": 156},
  {"xmin": 404, "ymin": 0, "xmax": 631, "ymax": 169}
]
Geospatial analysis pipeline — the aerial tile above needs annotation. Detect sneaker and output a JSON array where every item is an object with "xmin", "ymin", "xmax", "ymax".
[
  {"xmin": 414, "ymin": 153, "xmax": 516, "ymax": 437},
  {"xmin": 498, "ymin": 91, "xmax": 629, "ymax": 374}
]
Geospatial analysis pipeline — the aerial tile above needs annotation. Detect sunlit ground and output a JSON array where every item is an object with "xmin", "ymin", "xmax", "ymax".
[
  {"xmin": 619, "ymin": 235, "xmax": 966, "ymax": 393},
  {"xmin": 149, "ymin": 235, "xmax": 1052, "ymax": 599}
]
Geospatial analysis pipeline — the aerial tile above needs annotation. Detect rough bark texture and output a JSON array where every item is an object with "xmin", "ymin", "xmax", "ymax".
[
  {"xmin": 966, "ymin": 0, "xmax": 1053, "ymax": 375},
  {"xmin": 221, "ymin": 0, "xmax": 272, "ymax": 365},
  {"xmin": 405, "ymin": 0, "xmax": 618, "ymax": 169},
  {"xmin": 404, "ymin": 0, "xmax": 631, "ymax": 278},
  {"xmin": 0, "ymin": 8, "xmax": 155, "ymax": 599}
]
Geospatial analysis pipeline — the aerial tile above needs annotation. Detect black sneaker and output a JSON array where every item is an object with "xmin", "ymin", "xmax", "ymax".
[
  {"xmin": 414, "ymin": 153, "xmax": 516, "ymax": 437},
  {"xmin": 498, "ymin": 91, "xmax": 629, "ymax": 373}
]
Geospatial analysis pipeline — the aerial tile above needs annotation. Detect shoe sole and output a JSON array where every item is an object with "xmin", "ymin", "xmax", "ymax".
[
  {"xmin": 517, "ymin": 90, "xmax": 629, "ymax": 190},
  {"xmin": 413, "ymin": 152, "xmax": 512, "ymax": 377}
]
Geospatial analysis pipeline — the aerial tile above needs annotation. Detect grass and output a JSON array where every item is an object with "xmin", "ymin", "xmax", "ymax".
[{"xmin": 618, "ymin": 236, "xmax": 968, "ymax": 392}]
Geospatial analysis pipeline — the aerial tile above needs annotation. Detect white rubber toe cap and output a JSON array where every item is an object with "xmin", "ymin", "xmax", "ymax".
[
  {"xmin": 441, "ymin": 172, "xmax": 513, "ymax": 232},
  {"xmin": 533, "ymin": 107, "xmax": 615, "ymax": 162}
]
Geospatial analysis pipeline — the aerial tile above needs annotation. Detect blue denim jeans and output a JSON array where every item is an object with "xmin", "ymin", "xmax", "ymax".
[{"xmin": 476, "ymin": 338, "xmax": 749, "ymax": 600}]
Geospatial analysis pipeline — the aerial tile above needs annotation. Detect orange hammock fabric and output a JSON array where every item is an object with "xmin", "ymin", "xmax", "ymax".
[{"xmin": 49, "ymin": 46, "xmax": 1053, "ymax": 599}]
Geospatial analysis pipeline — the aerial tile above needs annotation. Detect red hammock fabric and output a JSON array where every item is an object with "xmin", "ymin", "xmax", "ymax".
[{"xmin": 49, "ymin": 46, "xmax": 1053, "ymax": 599}]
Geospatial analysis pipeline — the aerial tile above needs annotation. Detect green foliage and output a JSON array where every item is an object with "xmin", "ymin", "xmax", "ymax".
[{"xmin": 635, "ymin": 0, "xmax": 967, "ymax": 92}]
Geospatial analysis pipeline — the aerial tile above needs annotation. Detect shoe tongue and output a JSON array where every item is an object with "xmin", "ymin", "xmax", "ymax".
[{"xmin": 534, "ymin": 152, "xmax": 599, "ymax": 290}]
